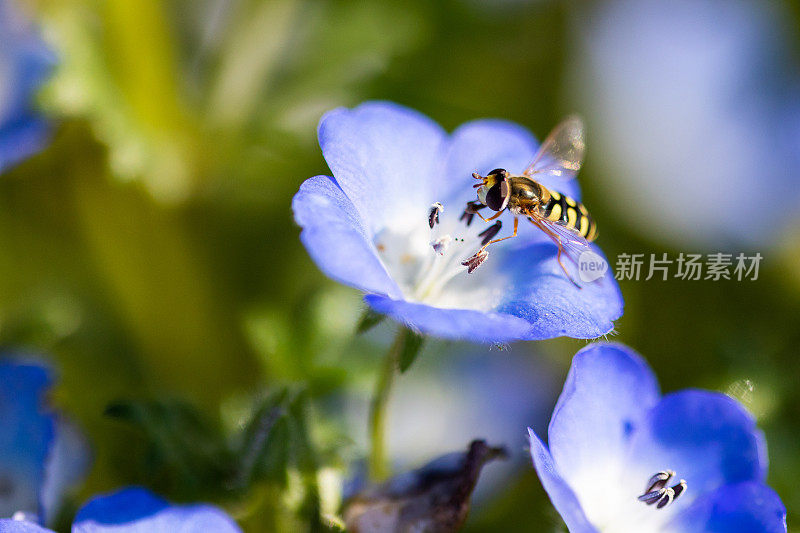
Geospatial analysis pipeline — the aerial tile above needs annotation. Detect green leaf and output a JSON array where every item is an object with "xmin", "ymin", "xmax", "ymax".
[
  {"xmin": 398, "ymin": 329, "xmax": 425, "ymax": 373},
  {"xmin": 356, "ymin": 308, "xmax": 385, "ymax": 334},
  {"xmin": 104, "ymin": 399, "xmax": 233, "ymax": 498},
  {"xmin": 236, "ymin": 390, "xmax": 291, "ymax": 488},
  {"xmin": 253, "ymin": 417, "xmax": 291, "ymax": 487}
]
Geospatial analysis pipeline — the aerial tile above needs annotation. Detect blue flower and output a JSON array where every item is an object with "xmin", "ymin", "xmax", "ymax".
[
  {"xmin": 0, "ymin": 0, "xmax": 55, "ymax": 173},
  {"xmin": 292, "ymin": 102, "xmax": 622, "ymax": 342},
  {"xmin": 528, "ymin": 343, "xmax": 787, "ymax": 533},
  {"xmin": 0, "ymin": 357, "xmax": 89, "ymax": 526},
  {"xmin": 0, "ymin": 487, "xmax": 242, "ymax": 532}
]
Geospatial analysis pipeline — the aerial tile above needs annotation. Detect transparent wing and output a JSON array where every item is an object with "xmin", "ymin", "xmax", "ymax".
[
  {"xmin": 529, "ymin": 215, "xmax": 591, "ymax": 264},
  {"xmin": 523, "ymin": 115, "xmax": 585, "ymax": 182}
]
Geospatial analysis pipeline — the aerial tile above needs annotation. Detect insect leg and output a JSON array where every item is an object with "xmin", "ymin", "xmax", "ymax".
[
  {"xmin": 461, "ymin": 218, "xmax": 519, "ymax": 274},
  {"xmin": 483, "ymin": 209, "xmax": 504, "ymax": 222},
  {"xmin": 529, "ymin": 217, "xmax": 580, "ymax": 288},
  {"xmin": 478, "ymin": 217, "xmax": 519, "ymax": 251}
]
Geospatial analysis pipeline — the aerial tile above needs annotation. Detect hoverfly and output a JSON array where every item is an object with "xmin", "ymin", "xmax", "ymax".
[{"xmin": 460, "ymin": 116, "xmax": 597, "ymax": 285}]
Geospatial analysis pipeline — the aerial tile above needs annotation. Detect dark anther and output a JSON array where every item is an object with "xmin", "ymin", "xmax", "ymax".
[
  {"xmin": 462, "ymin": 249, "xmax": 489, "ymax": 274},
  {"xmin": 656, "ymin": 490, "xmax": 674, "ymax": 509},
  {"xmin": 478, "ymin": 221, "xmax": 502, "ymax": 246},
  {"xmin": 428, "ymin": 202, "xmax": 443, "ymax": 229},
  {"xmin": 638, "ymin": 471, "xmax": 686, "ymax": 510},
  {"xmin": 638, "ymin": 487, "xmax": 667, "ymax": 506},
  {"xmin": 644, "ymin": 470, "xmax": 674, "ymax": 494},
  {"xmin": 460, "ymin": 201, "xmax": 485, "ymax": 226},
  {"xmin": 672, "ymin": 479, "xmax": 687, "ymax": 500}
]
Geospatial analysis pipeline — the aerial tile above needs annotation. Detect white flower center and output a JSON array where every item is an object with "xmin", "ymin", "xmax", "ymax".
[
  {"xmin": 372, "ymin": 201, "xmax": 505, "ymax": 310},
  {"xmin": 568, "ymin": 464, "xmax": 687, "ymax": 533}
]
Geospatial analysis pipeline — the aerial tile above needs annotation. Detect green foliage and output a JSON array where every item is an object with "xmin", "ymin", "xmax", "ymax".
[
  {"xmin": 356, "ymin": 308, "xmax": 386, "ymax": 335},
  {"xmin": 104, "ymin": 388, "xmax": 330, "ymax": 528},
  {"xmin": 398, "ymin": 329, "xmax": 426, "ymax": 374}
]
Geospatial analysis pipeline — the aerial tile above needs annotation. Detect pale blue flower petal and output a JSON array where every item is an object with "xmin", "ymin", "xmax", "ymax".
[
  {"xmin": 497, "ymin": 243, "xmax": 622, "ymax": 339},
  {"xmin": 0, "ymin": 118, "xmax": 50, "ymax": 172},
  {"xmin": 527, "ymin": 429, "xmax": 598, "ymax": 533},
  {"xmin": 364, "ymin": 294, "xmax": 531, "ymax": 343},
  {"xmin": 317, "ymin": 101, "xmax": 447, "ymax": 234},
  {"xmin": 547, "ymin": 344, "xmax": 660, "ymax": 486},
  {"xmin": 669, "ymin": 481, "xmax": 786, "ymax": 533},
  {"xmin": 0, "ymin": 0, "xmax": 55, "ymax": 173},
  {"xmin": 0, "ymin": 360, "xmax": 55, "ymax": 519},
  {"xmin": 40, "ymin": 420, "xmax": 91, "ymax": 526},
  {"xmin": 0, "ymin": 519, "xmax": 52, "ymax": 533},
  {"xmin": 72, "ymin": 487, "xmax": 241, "ymax": 533},
  {"xmin": 629, "ymin": 390, "xmax": 767, "ymax": 497},
  {"xmin": 293, "ymin": 175, "xmax": 403, "ymax": 299}
]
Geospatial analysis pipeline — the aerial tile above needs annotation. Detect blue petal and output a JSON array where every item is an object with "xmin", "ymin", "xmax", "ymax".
[
  {"xmin": 0, "ymin": 0, "xmax": 56, "ymax": 110},
  {"xmin": 527, "ymin": 429, "xmax": 598, "ymax": 533},
  {"xmin": 72, "ymin": 487, "xmax": 241, "ymax": 533},
  {"xmin": 0, "ymin": 1, "xmax": 55, "ymax": 174},
  {"xmin": 364, "ymin": 294, "xmax": 532, "ymax": 343},
  {"xmin": 669, "ymin": 482, "xmax": 786, "ymax": 533},
  {"xmin": 0, "ymin": 118, "xmax": 50, "ymax": 173},
  {"xmin": 441, "ymin": 119, "xmax": 581, "ymax": 208},
  {"xmin": 0, "ymin": 359, "xmax": 56, "ymax": 519},
  {"xmin": 40, "ymin": 420, "xmax": 91, "ymax": 526},
  {"xmin": 317, "ymin": 101, "xmax": 447, "ymax": 234},
  {"xmin": 497, "ymin": 243, "xmax": 622, "ymax": 339},
  {"xmin": 292, "ymin": 175, "xmax": 403, "ymax": 299},
  {"xmin": 365, "ymin": 243, "xmax": 621, "ymax": 342},
  {"xmin": 0, "ymin": 519, "xmax": 52, "ymax": 533},
  {"xmin": 628, "ymin": 390, "xmax": 767, "ymax": 497},
  {"xmin": 547, "ymin": 344, "xmax": 660, "ymax": 488}
]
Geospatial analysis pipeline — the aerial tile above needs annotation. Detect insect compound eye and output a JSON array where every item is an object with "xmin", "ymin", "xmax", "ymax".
[
  {"xmin": 484, "ymin": 176, "xmax": 510, "ymax": 211},
  {"xmin": 488, "ymin": 168, "xmax": 506, "ymax": 176}
]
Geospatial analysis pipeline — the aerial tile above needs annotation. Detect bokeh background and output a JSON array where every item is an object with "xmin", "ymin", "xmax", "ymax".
[{"xmin": 4, "ymin": 0, "xmax": 800, "ymax": 530}]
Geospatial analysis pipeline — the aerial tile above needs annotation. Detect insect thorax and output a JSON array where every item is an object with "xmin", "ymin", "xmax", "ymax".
[{"xmin": 508, "ymin": 176, "xmax": 547, "ymax": 207}]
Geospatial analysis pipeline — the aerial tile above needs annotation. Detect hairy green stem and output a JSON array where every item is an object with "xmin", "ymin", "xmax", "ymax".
[{"xmin": 368, "ymin": 329, "xmax": 405, "ymax": 481}]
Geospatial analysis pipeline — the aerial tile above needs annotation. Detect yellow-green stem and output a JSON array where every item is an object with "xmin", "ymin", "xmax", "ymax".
[{"xmin": 368, "ymin": 329, "xmax": 405, "ymax": 481}]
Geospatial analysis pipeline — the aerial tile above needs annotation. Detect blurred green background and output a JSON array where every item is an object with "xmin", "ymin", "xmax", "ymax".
[{"xmin": 5, "ymin": 0, "xmax": 800, "ymax": 530}]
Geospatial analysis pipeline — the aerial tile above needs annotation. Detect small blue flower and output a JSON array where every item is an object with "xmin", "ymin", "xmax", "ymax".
[
  {"xmin": 528, "ymin": 343, "xmax": 787, "ymax": 533},
  {"xmin": 0, "ymin": 0, "xmax": 55, "ymax": 173},
  {"xmin": 293, "ymin": 102, "xmax": 622, "ymax": 342},
  {"xmin": 0, "ymin": 487, "xmax": 242, "ymax": 532},
  {"xmin": 0, "ymin": 357, "xmax": 89, "ymax": 526}
]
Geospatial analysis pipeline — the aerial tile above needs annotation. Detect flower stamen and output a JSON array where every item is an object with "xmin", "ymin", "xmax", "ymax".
[
  {"xmin": 460, "ymin": 201, "xmax": 485, "ymax": 227},
  {"xmin": 644, "ymin": 470, "xmax": 675, "ymax": 494},
  {"xmin": 638, "ymin": 471, "xmax": 686, "ymax": 509},
  {"xmin": 462, "ymin": 249, "xmax": 488, "ymax": 274},
  {"xmin": 428, "ymin": 202, "xmax": 443, "ymax": 229},
  {"xmin": 478, "ymin": 220, "xmax": 502, "ymax": 246},
  {"xmin": 431, "ymin": 235, "xmax": 452, "ymax": 255}
]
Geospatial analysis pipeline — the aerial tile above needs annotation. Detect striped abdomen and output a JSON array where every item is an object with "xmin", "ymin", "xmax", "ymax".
[{"xmin": 538, "ymin": 189, "xmax": 598, "ymax": 241}]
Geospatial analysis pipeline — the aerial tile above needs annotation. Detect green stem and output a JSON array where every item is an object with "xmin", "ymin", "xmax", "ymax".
[{"xmin": 368, "ymin": 329, "xmax": 405, "ymax": 481}]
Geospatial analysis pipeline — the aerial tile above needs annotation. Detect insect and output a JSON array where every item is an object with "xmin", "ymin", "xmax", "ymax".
[{"xmin": 460, "ymin": 116, "xmax": 597, "ymax": 285}]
